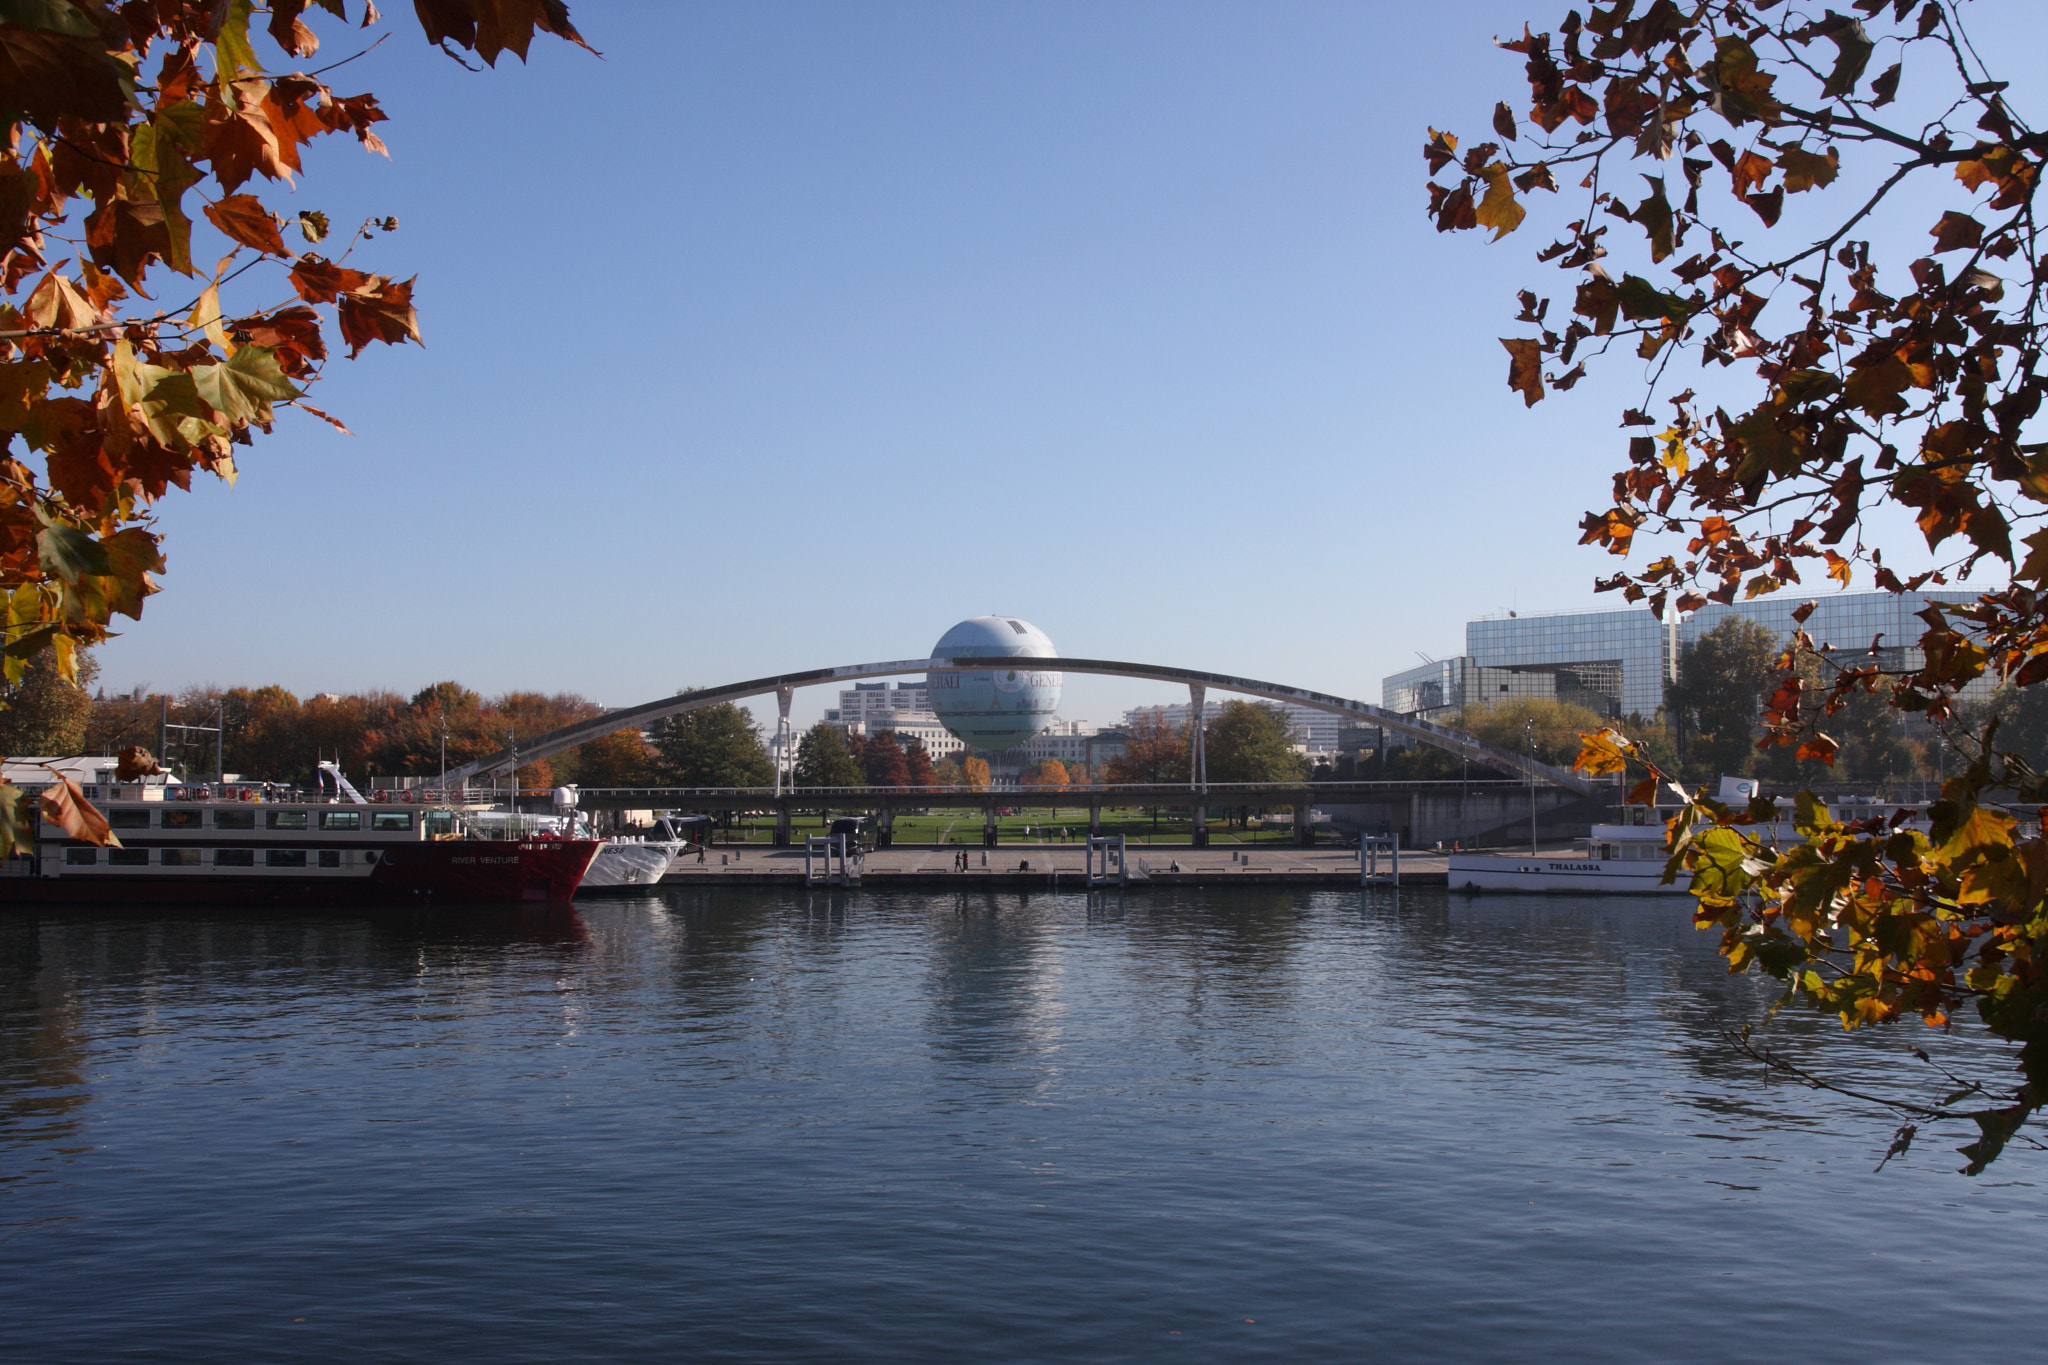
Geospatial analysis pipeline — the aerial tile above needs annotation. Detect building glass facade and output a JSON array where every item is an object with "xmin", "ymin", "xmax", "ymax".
[{"xmin": 1384, "ymin": 590, "xmax": 1986, "ymax": 722}]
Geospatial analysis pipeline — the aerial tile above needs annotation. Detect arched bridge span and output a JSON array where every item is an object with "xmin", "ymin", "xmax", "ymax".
[{"xmin": 441, "ymin": 657, "xmax": 1596, "ymax": 796}]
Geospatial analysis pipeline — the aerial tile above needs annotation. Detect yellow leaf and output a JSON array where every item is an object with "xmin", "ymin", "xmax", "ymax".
[
  {"xmin": 1658, "ymin": 428, "xmax": 1688, "ymax": 475},
  {"xmin": 1473, "ymin": 163, "xmax": 1525, "ymax": 241},
  {"xmin": 189, "ymin": 284, "xmax": 234, "ymax": 354},
  {"xmin": 1574, "ymin": 728, "xmax": 1632, "ymax": 775}
]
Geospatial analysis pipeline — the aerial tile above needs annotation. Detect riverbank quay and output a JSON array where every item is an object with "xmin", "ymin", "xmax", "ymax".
[{"xmin": 657, "ymin": 844, "xmax": 1455, "ymax": 887}]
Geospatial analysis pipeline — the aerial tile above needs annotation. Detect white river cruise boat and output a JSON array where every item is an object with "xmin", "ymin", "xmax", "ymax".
[
  {"xmin": 1447, "ymin": 778, "xmax": 1926, "ymax": 896},
  {"xmin": 460, "ymin": 812, "xmax": 704, "ymax": 893},
  {"xmin": 0, "ymin": 764, "xmax": 600, "ymax": 906}
]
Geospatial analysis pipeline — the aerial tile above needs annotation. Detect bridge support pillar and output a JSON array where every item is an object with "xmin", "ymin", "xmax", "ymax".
[
  {"xmin": 773, "ymin": 687, "xmax": 793, "ymax": 797},
  {"xmin": 1089, "ymin": 801, "xmax": 1102, "ymax": 837},
  {"xmin": 774, "ymin": 801, "xmax": 791, "ymax": 848},
  {"xmin": 878, "ymin": 806, "xmax": 894, "ymax": 849},
  {"xmin": 983, "ymin": 803, "xmax": 999, "ymax": 847},
  {"xmin": 1297, "ymin": 790, "xmax": 1316, "ymax": 847},
  {"xmin": 1192, "ymin": 802, "xmax": 1208, "ymax": 847}
]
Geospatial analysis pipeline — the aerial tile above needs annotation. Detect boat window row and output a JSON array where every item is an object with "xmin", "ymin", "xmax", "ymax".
[
  {"xmin": 67, "ymin": 847, "xmax": 376, "ymax": 868},
  {"xmin": 98, "ymin": 808, "xmax": 414, "ymax": 832}
]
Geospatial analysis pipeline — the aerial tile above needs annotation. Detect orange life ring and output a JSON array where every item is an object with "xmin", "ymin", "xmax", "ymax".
[
  {"xmin": 374, "ymin": 790, "xmax": 389, "ymax": 803},
  {"xmin": 241, "ymin": 788, "xmax": 256, "ymax": 802},
  {"xmin": 400, "ymin": 789, "xmax": 417, "ymax": 804}
]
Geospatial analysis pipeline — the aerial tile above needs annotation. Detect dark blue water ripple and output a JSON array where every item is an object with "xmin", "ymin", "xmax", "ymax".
[{"xmin": 1, "ymin": 889, "xmax": 2039, "ymax": 1363}]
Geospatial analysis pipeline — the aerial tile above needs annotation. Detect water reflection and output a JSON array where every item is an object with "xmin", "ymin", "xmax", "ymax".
[{"xmin": 2, "ymin": 887, "xmax": 2040, "ymax": 1364}]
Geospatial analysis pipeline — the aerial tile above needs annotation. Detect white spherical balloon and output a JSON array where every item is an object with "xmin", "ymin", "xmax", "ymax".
[{"xmin": 927, "ymin": 617, "xmax": 1062, "ymax": 751}]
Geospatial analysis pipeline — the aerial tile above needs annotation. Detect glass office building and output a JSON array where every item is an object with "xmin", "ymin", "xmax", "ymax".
[{"xmin": 1383, "ymin": 590, "xmax": 1985, "ymax": 722}]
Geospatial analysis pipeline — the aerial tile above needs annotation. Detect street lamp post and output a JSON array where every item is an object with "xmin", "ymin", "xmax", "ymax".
[{"xmin": 1526, "ymin": 717, "xmax": 1538, "ymax": 855}]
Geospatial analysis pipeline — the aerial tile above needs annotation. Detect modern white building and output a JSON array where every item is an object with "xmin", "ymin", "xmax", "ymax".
[
  {"xmin": 1381, "ymin": 590, "xmax": 1990, "ymax": 722},
  {"xmin": 823, "ymin": 682, "xmax": 931, "ymax": 730}
]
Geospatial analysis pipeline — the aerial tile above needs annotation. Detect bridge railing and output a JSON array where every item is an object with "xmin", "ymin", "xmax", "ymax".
[{"xmin": 552, "ymin": 780, "xmax": 1550, "ymax": 800}]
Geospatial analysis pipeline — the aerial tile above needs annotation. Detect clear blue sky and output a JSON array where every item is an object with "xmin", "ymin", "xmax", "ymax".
[{"xmin": 94, "ymin": 1, "xmax": 2047, "ymax": 732}]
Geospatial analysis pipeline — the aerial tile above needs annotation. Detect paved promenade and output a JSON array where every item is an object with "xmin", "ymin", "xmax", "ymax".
[{"xmin": 647, "ymin": 843, "xmax": 1457, "ymax": 888}]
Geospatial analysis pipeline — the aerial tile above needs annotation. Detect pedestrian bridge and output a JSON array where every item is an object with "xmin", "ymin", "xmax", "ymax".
[{"xmin": 440, "ymin": 655, "xmax": 1598, "ymax": 798}]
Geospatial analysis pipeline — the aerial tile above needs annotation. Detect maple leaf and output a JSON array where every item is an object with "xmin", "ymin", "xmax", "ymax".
[
  {"xmin": 288, "ymin": 253, "xmax": 372, "ymax": 303},
  {"xmin": 203, "ymin": 193, "xmax": 288, "ymax": 255},
  {"xmin": 39, "ymin": 768, "xmax": 115, "ymax": 847},
  {"xmin": 1473, "ymin": 164, "xmax": 1524, "ymax": 240},
  {"xmin": 267, "ymin": 0, "xmax": 322, "ymax": 59},
  {"xmin": 1777, "ymin": 145, "xmax": 1839, "ymax": 193},
  {"xmin": 192, "ymin": 346, "xmax": 303, "ymax": 428},
  {"xmin": 0, "ymin": 9, "xmax": 130, "ymax": 126},
  {"xmin": 1929, "ymin": 211, "xmax": 1983, "ymax": 254},
  {"xmin": 116, "ymin": 746, "xmax": 164, "ymax": 780},
  {"xmin": 203, "ymin": 81, "xmax": 291, "ymax": 194},
  {"xmin": 1500, "ymin": 336, "xmax": 1544, "ymax": 406},
  {"xmin": 414, "ymin": 0, "xmax": 595, "ymax": 67},
  {"xmin": 229, "ymin": 305, "xmax": 327, "ymax": 374},
  {"xmin": 1574, "ymin": 729, "xmax": 1632, "ymax": 776},
  {"xmin": 25, "ymin": 269, "xmax": 95, "ymax": 330},
  {"xmin": 335, "ymin": 275, "xmax": 421, "ymax": 356}
]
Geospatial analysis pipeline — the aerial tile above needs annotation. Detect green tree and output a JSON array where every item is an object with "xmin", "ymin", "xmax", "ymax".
[
  {"xmin": 1436, "ymin": 1, "xmax": 2048, "ymax": 1168},
  {"xmin": 1204, "ymin": 702, "xmax": 1309, "ymax": 784},
  {"xmin": 1665, "ymin": 618, "xmax": 1783, "ymax": 780},
  {"xmin": 651, "ymin": 701, "xmax": 772, "ymax": 789},
  {"xmin": 793, "ymin": 724, "xmax": 866, "ymax": 790},
  {"xmin": 0, "ymin": 653, "xmax": 96, "ymax": 756}
]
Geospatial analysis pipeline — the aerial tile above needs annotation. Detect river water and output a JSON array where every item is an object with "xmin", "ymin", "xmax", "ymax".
[{"xmin": 2, "ymin": 887, "xmax": 2040, "ymax": 1362}]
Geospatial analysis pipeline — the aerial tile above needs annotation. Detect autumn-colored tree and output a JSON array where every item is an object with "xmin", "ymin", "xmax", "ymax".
[
  {"xmin": 0, "ymin": 2, "xmax": 589, "ymax": 848},
  {"xmin": 0, "ymin": 651, "xmax": 94, "ymax": 754},
  {"xmin": 901, "ymin": 735, "xmax": 938, "ymax": 787},
  {"xmin": 793, "ymin": 723, "xmax": 866, "ymax": 790},
  {"xmin": 961, "ymin": 755, "xmax": 991, "ymax": 791},
  {"xmin": 510, "ymin": 758, "xmax": 552, "ymax": 794},
  {"xmin": 1434, "ymin": 1, "xmax": 2048, "ymax": 1170},
  {"xmin": 1104, "ymin": 711, "xmax": 1189, "ymax": 785},
  {"xmin": 1020, "ymin": 758, "xmax": 1068, "ymax": 789},
  {"xmin": 857, "ymin": 731, "xmax": 910, "ymax": 788},
  {"xmin": 569, "ymin": 728, "xmax": 652, "ymax": 789}
]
